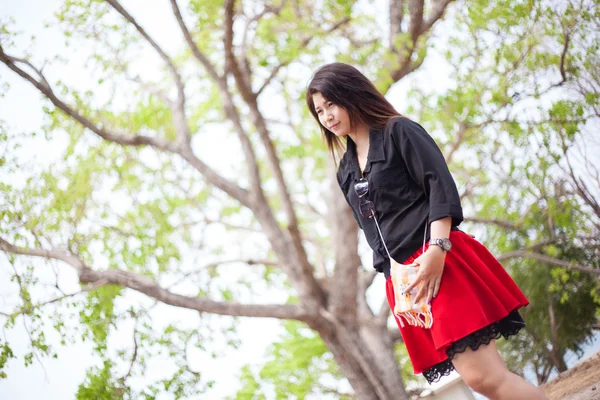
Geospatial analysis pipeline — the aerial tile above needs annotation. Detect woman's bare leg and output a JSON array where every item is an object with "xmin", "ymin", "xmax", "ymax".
[{"xmin": 451, "ymin": 340, "xmax": 547, "ymax": 400}]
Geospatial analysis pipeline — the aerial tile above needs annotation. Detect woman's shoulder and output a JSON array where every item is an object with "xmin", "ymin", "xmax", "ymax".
[
  {"xmin": 385, "ymin": 116, "xmax": 427, "ymax": 135},
  {"xmin": 336, "ymin": 151, "xmax": 352, "ymax": 179}
]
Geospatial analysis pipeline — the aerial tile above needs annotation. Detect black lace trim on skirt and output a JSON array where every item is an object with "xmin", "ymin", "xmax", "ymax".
[{"xmin": 422, "ymin": 310, "xmax": 526, "ymax": 384}]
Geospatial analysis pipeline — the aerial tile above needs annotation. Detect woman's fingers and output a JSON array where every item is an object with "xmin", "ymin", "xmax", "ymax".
[
  {"xmin": 403, "ymin": 263, "xmax": 444, "ymax": 304},
  {"xmin": 413, "ymin": 283, "xmax": 426, "ymax": 303},
  {"xmin": 426, "ymin": 281, "xmax": 435, "ymax": 303},
  {"xmin": 403, "ymin": 272, "xmax": 422, "ymax": 295},
  {"xmin": 433, "ymin": 278, "xmax": 441, "ymax": 298},
  {"xmin": 409, "ymin": 275, "xmax": 442, "ymax": 304}
]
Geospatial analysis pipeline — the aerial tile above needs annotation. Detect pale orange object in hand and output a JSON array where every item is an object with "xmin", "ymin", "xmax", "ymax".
[{"xmin": 390, "ymin": 259, "xmax": 433, "ymax": 329}]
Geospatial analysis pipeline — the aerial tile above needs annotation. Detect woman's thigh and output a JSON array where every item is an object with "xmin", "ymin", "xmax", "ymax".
[{"xmin": 451, "ymin": 340, "xmax": 509, "ymax": 391}]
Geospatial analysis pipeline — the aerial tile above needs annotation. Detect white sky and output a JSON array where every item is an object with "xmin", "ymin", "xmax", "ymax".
[{"xmin": 1, "ymin": 1, "xmax": 599, "ymax": 400}]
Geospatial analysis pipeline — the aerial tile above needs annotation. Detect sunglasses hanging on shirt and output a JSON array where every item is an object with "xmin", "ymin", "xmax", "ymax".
[{"xmin": 353, "ymin": 177, "xmax": 428, "ymax": 258}]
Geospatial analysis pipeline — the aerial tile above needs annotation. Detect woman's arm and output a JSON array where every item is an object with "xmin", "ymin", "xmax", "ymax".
[
  {"xmin": 403, "ymin": 216, "xmax": 452, "ymax": 303},
  {"xmin": 391, "ymin": 119, "xmax": 461, "ymax": 303},
  {"xmin": 430, "ymin": 216, "xmax": 452, "ymax": 241},
  {"xmin": 390, "ymin": 118, "xmax": 464, "ymax": 227}
]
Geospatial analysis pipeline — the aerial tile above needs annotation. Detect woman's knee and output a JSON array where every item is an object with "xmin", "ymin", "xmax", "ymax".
[
  {"xmin": 461, "ymin": 368, "xmax": 506, "ymax": 395},
  {"xmin": 451, "ymin": 342, "xmax": 509, "ymax": 396}
]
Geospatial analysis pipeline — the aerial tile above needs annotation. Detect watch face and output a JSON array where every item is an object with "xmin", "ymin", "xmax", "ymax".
[{"xmin": 441, "ymin": 238, "xmax": 452, "ymax": 252}]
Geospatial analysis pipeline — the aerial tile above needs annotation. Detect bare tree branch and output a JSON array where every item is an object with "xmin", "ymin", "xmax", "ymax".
[
  {"xmin": 104, "ymin": 0, "xmax": 180, "ymax": 88},
  {"xmin": 169, "ymin": 0, "xmax": 222, "ymax": 83},
  {"xmin": 407, "ymin": 0, "xmax": 424, "ymax": 41},
  {"xmin": 557, "ymin": 31, "xmax": 570, "ymax": 86},
  {"xmin": 170, "ymin": 1, "xmax": 326, "ymax": 309},
  {"xmin": 130, "ymin": 75, "xmax": 172, "ymax": 104},
  {"xmin": 179, "ymin": 148, "xmax": 252, "ymax": 208},
  {"xmin": 562, "ymin": 136, "xmax": 600, "ymax": 217},
  {"xmin": 387, "ymin": 0, "xmax": 455, "ymax": 85},
  {"xmin": 118, "ymin": 313, "xmax": 141, "ymax": 388},
  {"xmin": 357, "ymin": 270, "xmax": 378, "ymax": 319},
  {"xmin": 420, "ymin": 0, "xmax": 453, "ymax": 34},
  {"xmin": 169, "ymin": 0, "xmax": 266, "ymax": 210},
  {"xmin": 224, "ymin": 0, "xmax": 253, "ymax": 100},
  {"xmin": 463, "ymin": 216, "xmax": 521, "ymax": 231},
  {"xmin": 0, "ymin": 237, "xmax": 86, "ymax": 273},
  {"xmin": 220, "ymin": 2, "xmax": 324, "ymax": 304},
  {"xmin": 222, "ymin": 8, "xmax": 351, "ymax": 272},
  {"xmin": 377, "ymin": 299, "xmax": 390, "ymax": 325},
  {"xmin": 237, "ymin": 16, "xmax": 349, "ymax": 306},
  {"xmin": 199, "ymin": 217, "xmax": 262, "ymax": 233},
  {"xmin": 81, "ymin": 269, "xmax": 311, "ymax": 320},
  {"xmin": 497, "ymin": 250, "xmax": 600, "ymax": 277},
  {"xmin": 358, "ymin": 270, "xmax": 378, "ymax": 293},
  {"xmin": 444, "ymin": 122, "xmax": 468, "ymax": 164},
  {"xmin": 0, "ymin": 237, "xmax": 311, "ymax": 321},
  {"xmin": 223, "ymin": 0, "xmax": 300, "ymax": 234},
  {"xmin": 0, "ymin": 280, "xmax": 107, "ymax": 318},
  {"xmin": 104, "ymin": 0, "xmax": 191, "ymax": 148},
  {"xmin": 389, "ymin": 0, "xmax": 405, "ymax": 45},
  {"xmin": 0, "ymin": 46, "xmax": 174, "ymax": 150},
  {"xmin": 166, "ymin": 258, "xmax": 279, "ymax": 289},
  {"xmin": 3, "ymin": 55, "xmax": 52, "ymax": 91},
  {"xmin": 239, "ymin": 2, "xmax": 288, "ymax": 95},
  {"xmin": 257, "ymin": 63, "xmax": 285, "ymax": 96},
  {"xmin": 256, "ymin": 16, "xmax": 350, "ymax": 96},
  {"xmin": 388, "ymin": 328, "xmax": 404, "ymax": 344},
  {"xmin": 0, "ymin": 45, "xmax": 253, "ymax": 207}
]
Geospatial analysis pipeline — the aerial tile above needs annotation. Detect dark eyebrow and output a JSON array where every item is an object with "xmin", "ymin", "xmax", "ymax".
[{"xmin": 314, "ymin": 99, "xmax": 330, "ymax": 111}]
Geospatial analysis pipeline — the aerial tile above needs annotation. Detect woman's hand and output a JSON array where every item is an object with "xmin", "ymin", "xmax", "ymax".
[{"xmin": 403, "ymin": 246, "xmax": 446, "ymax": 304}]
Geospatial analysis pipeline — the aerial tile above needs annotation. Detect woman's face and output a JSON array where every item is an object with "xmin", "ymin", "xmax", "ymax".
[{"xmin": 312, "ymin": 92, "xmax": 351, "ymax": 137}]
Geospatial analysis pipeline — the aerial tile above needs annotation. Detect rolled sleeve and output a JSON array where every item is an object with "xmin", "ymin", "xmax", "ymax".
[{"xmin": 429, "ymin": 203, "xmax": 464, "ymax": 226}]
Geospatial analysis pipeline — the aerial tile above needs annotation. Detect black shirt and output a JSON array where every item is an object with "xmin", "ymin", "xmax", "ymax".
[{"xmin": 336, "ymin": 117, "xmax": 463, "ymax": 278}]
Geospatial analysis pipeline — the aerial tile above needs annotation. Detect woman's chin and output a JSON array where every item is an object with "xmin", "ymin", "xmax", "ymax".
[{"xmin": 332, "ymin": 130, "xmax": 349, "ymax": 137}]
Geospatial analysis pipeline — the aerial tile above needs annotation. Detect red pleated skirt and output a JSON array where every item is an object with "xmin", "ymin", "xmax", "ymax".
[{"xmin": 385, "ymin": 230, "xmax": 529, "ymax": 376}]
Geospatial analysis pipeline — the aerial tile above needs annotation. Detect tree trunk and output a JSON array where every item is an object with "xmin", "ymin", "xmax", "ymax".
[
  {"xmin": 360, "ymin": 322, "xmax": 408, "ymax": 396},
  {"xmin": 549, "ymin": 348, "xmax": 568, "ymax": 373},
  {"xmin": 315, "ymin": 319, "xmax": 410, "ymax": 400},
  {"xmin": 548, "ymin": 297, "xmax": 568, "ymax": 373}
]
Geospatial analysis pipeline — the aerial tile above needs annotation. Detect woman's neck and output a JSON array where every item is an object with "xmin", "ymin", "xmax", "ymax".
[{"xmin": 349, "ymin": 124, "xmax": 370, "ymax": 155}]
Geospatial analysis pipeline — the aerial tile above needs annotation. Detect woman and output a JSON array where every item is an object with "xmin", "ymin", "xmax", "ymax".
[{"xmin": 306, "ymin": 63, "xmax": 547, "ymax": 400}]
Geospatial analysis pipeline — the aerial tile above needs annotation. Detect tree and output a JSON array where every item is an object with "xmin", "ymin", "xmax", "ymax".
[
  {"xmin": 0, "ymin": 0, "xmax": 599, "ymax": 398},
  {"xmin": 409, "ymin": 0, "xmax": 600, "ymax": 383},
  {"xmin": 499, "ymin": 250, "xmax": 599, "ymax": 384}
]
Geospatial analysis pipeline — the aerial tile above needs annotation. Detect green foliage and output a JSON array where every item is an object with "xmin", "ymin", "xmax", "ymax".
[
  {"xmin": 231, "ymin": 321, "xmax": 350, "ymax": 400},
  {"xmin": 503, "ymin": 259, "xmax": 599, "ymax": 383},
  {"xmin": 79, "ymin": 285, "xmax": 122, "ymax": 354},
  {"xmin": 235, "ymin": 365, "xmax": 267, "ymax": 400},
  {"xmin": 0, "ymin": 340, "xmax": 15, "ymax": 379},
  {"xmin": 76, "ymin": 360, "xmax": 123, "ymax": 400}
]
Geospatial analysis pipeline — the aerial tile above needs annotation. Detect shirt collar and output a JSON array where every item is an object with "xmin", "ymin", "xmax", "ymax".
[{"xmin": 345, "ymin": 126, "xmax": 386, "ymax": 175}]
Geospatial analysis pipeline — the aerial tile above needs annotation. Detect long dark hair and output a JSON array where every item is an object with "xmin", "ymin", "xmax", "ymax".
[{"xmin": 306, "ymin": 62, "xmax": 401, "ymax": 160}]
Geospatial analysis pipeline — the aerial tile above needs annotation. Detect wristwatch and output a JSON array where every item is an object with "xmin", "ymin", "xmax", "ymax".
[{"xmin": 429, "ymin": 238, "xmax": 452, "ymax": 252}]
